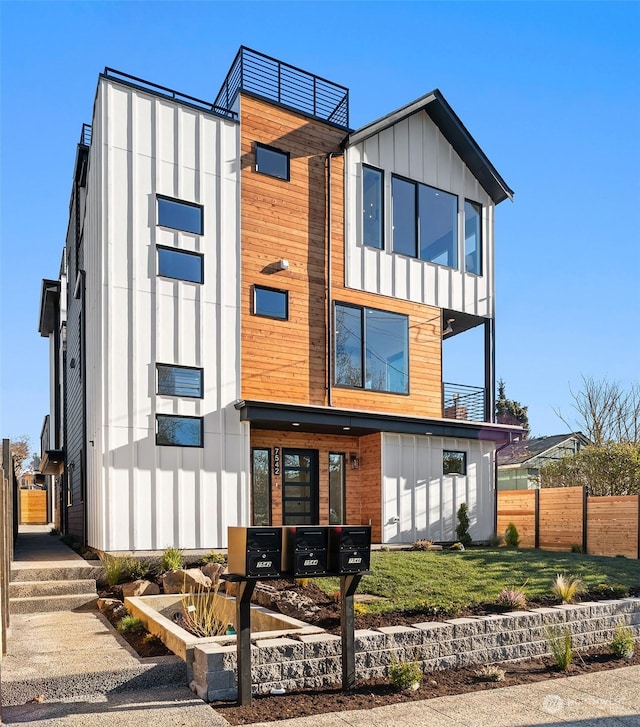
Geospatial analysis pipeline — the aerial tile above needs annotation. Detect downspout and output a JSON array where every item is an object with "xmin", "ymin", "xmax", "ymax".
[{"xmin": 326, "ymin": 150, "xmax": 343, "ymax": 408}]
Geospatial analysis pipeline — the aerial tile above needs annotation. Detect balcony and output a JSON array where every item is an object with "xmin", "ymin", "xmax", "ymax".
[
  {"xmin": 214, "ymin": 47, "xmax": 349, "ymax": 129},
  {"xmin": 443, "ymin": 383, "xmax": 486, "ymax": 423}
]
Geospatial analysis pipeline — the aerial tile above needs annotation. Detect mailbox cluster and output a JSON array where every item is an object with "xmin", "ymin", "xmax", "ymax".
[{"xmin": 227, "ymin": 525, "xmax": 371, "ymax": 579}]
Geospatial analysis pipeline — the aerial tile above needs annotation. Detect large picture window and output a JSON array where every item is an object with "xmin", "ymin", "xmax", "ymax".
[
  {"xmin": 157, "ymin": 196, "xmax": 203, "ymax": 235},
  {"xmin": 156, "ymin": 415, "xmax": 203, "ymax": 447},
  {"xmin": 334, "ymin": 303, "xmax": 408, "ymax": 394},
  {"xmin": 363, "ymin": 165, "xmax": 383, "ymax": 249},
  {"xmin": 464, "ymin": 200, "xmax": 482, "ymax": 275},
  {"xmin": 156, "ymin": 364, "xmax": 203, "ymax": 398}
]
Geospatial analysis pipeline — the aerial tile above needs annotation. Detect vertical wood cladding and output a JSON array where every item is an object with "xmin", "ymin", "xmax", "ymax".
[{"xmin": 240, "ymin": 94, "xmax": 443, "ymax": 418}]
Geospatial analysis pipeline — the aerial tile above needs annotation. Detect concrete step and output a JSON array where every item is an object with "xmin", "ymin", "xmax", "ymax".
[
  {"xmin": 9, "ymin": 592, "xmax": 99, "ymax": 615},
  {"xmin": 10, "ymin": 564, "xmax": 104, "ymax": 582},
  {"xmin": 10, "ymin": 578, "xmax": 97, "ymax": 599}
]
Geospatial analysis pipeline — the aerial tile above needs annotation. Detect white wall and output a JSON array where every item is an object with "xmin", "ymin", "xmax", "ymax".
[
  {"xmin": 345, "ymin": 112, "xmax": 494, "ymax": 318},
  {"xmin": 382, "ymin": 433, "xmax": 495, "ymax": 544},
  {"xmin": 85, "ymin": 78, "xmax": 246, "ymax": 551}
]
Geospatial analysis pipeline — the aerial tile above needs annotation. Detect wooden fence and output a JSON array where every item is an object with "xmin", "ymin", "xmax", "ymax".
[
  {"xmin": 19, "ymin": 489, "xmax": 47, "ymax": 524},
  {"xmin": 1, "ymin": 439, "xmax": 18, "ymax": 658},
  {"xmin": 498, "ymin": 486, "xmax": 640, "ymax": 558}
]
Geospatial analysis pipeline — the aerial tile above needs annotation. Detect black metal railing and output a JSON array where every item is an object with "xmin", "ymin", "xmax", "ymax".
[
  {"xmin": 103, "ymin": 68, "xmax": 237, "ymax": 120},
  {"xmin": 443, "ymin": 383, "xmax": 486, "ymax": 422},
  {"xmin": 214, "ymin": 47, "xmax": 349, "ymax": 129},
  {"xmin": 80, "ymin": 123, "xmax": 92, "ymax": 147}
]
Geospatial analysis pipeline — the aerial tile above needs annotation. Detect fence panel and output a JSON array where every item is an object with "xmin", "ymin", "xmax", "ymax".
[
  {"xmin": 538, "ymin": 486, "xmax": 584, "ymax": 551},
  {"xmin": 587, "ymin": 495, "xmax": 639, "ymax": 559},
  {"xmin": 497, "ymin": 491, "xmax": 537, "ymax": 548},
  {"xmin": 19, "ymin": 490, "xmax": 47, "ymax": 524}
]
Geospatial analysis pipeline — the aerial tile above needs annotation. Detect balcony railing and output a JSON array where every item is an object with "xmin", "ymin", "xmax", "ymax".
[
  {"xmin": 443, "ymin": 383, "xmax": 486, "ymax": 422},
  {"xmin": 214, "ymin": 47, "xmax": 350, "ymax": 129}
]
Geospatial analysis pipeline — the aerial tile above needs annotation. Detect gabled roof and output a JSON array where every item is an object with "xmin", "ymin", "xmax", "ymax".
[
  {"xmin": 497, "ymin": 433, "xmax": 590, "ymax": 467},
  {"xmin": 347, "ymin": 89, "xmax": 513, "ymax": 205}
]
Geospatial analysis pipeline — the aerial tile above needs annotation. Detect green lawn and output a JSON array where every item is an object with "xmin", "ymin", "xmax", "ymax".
[{"xmin": 315, "ymin": 549, "xmax": 640, "ymax": 614}]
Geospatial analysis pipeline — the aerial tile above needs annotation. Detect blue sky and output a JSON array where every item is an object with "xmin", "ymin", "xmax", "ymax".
[{"xmin": 1, "ymin": 1, "xmax": 639, "ymax": 454}]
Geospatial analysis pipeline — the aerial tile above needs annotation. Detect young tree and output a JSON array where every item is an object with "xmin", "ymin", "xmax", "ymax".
[
  {"xmin": 495, "ymin": 379, "xmax": 529, "ymax": 434},
  {"xmin": 9, "ymin": 434, "xmax": 31, "ymax": 474}
]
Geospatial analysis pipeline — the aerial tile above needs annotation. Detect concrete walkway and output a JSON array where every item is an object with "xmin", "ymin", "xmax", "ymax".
[{"xmin": 2, "ymin": 527, "xmax": 639, "ymax": 726}]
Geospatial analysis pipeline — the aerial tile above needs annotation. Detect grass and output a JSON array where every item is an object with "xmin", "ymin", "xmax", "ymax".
[{"xmin": 314, "ymin": 549, "xmax": 640, "ymax": 615}]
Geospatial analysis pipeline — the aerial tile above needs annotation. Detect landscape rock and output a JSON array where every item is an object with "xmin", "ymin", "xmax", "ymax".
[
  {"xmin": 253, "ymin": 583, "xmax": 320, "ymax": 622},
  {"xmin": 97, "ymin": 597, "xmax": 127, "ymax": 620},
  {"xmin": 201, "ymin": 562, "xmax": 226, "ymax": 589},
  {"xmin": 162, "ymin": 568, "xmax": 212, "ymax": 594},
  {"xmin": 121, "ymin": 579, "xmax": 160, "ymax": 597}
]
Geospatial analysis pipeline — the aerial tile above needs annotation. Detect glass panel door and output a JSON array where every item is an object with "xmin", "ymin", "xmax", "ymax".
[{"xmin": 282, "ymin": 449, "xmax": 318, "ymax": 525}]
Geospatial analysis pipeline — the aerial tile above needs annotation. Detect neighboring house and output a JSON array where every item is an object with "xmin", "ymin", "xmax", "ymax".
[
  {"xmin": 38, "ymin": 47, "xmax": 521, "ymax": 553},
  {"xmin": 497, "ymin": 433, "xmax": 590, "ymax": 490}
]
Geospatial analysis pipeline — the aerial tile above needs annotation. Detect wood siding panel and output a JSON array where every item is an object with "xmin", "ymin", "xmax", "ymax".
[
  {"xmin": 587, "ymin": 496, "xmax": 639, "ymax": 559},
  {"xmin": 538, "ymin": 487, "xmax": 583, "ymax": 552},
  {"xmin": 20, "ymin": 490, "xmax": 47, "ymax": 525},
  {"xmin": 497, "ymin": 490, "xmax": 537, "ymax": 549}
]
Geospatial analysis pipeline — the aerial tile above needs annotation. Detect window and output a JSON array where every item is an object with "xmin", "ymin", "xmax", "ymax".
[
  {"xmin": 156, "ymin": 364, "xmax": 203, "ymax": 398},
  {"xmin": 391, "ymin": 176, "xmax": 460, "ymax": 270},
  {"xmin": 443, "ymin": 451, "xmax": 467, "ymax": 475},
  {"xmin": 157, "ymin": 196, "xmax": 203, "ymax": 234},
  {"xmin": 334, "ymin": 303, "xmax": 408, "ymax": 394},
  {"xmin": 392, "ymin": 177, "xmax": 417, "ymax": 257},
  {"xmin": 464, "ymin": 200, "xmax": 482, "ymax": 275},
  {"xmin": 419, "ymin": 185, "xmax": 458, "ymax": 268},
  {"xmin": 363, "ymin": 166, "xmax": 383, "ymax": 249},
  {"xmin": 329, "ymin": 453, "xmax": 345, "ymax": 524},
  {"xmin": 255, "ymin": 143, "xmax": 290, "ymax": 181},
  {"xmin": 254, "ymin": 286, "xmax": 288, "ymax": 319},
  {"xmin": 156, "ymin": 415, "xmax": 203, "ymax": 447},
  {"xmin": 252, "ymin": 448, "xmax": 271, "ymax": 526},
  {"xmin": 157, "ymin": 246, "xmax": 203, "ymax": 283}
]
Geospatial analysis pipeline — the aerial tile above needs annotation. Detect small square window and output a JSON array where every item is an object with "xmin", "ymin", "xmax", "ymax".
[
  {"xmin": 255, "ymin": 143, "xmax": 290, "ymax": 181},
  {"xmin": 157, "ymin": 196, "xmax": 203, "ymax": 234},
  {"xmin": 443, "ymin": 451, "xmax": 467, "ymax": 476},
  {"xmin": 157, "ymin": 247, "xmax": 203, "ymax": 283},
  {"xmin": 254, "ymin": 286, "xmax": 288, "ymax": 320},
  {"xmin": 157, "ymin": 364, "xmax": 203, "ymax": 398},
  {"xmin": 156, "ymin": 415, "xmax": 203, "ymax": 447}
]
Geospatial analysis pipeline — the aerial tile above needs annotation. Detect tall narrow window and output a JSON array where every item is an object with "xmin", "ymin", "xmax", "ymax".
[
  {"xmin": 392, "ymin": 177, "xmax": 417, "ymax": 257},
  {"xmin": 157, "ymin": 196, "xmax": 203, "ymax": 235},
  {"xmin": 334, "ymin": 305, "xmax": 363, "ymax": 388},
  {"xmin": 362, "ymin": 166, "xmax": 383, "ymax": 249},
  {"xmin": 464, "ymin": 200, "xmax": 482, "ymax": 275},
  {"xmin": 419, "ymin": 185, "xmax": 458, "ymax": 268},
  {"xmin": 252, "ymin": 448, "xmax": 271, "ymax": 526},
  {"xmin": 329, "ymin": 453, "xmax": 345, "ymax": 524}
]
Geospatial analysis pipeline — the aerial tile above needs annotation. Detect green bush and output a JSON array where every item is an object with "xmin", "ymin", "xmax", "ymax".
[
  {"xmin": 200, "ymin": 551, "xmax": 226, "ymax": 565},
  {"xmin": 455, "ymin": 503, "xmax": 472, "ymax": 548},
  {"xmin": 589, "ymin": 583, "xmax": 629, "ymax": 599},
  {"xmin": 610, "ymin": 623, "xmax": 635, "ymax": 658},
  {"xmin": 504, "ymin": 523, "xmax": 519, "ymax": 548},
  {"xmin": 161, "ymin": 546, "xmax": 184, "ymax": 572},
  {"xmin": 389, "ymin": 655, "xmax": 422, "ymax": 691},
  {"xmin": 552, "ymin": 573, "xmax": 586, "ymax": 604},
  {"xmin": 570, "ymin": 544, "xmax": 583, "ymax": 554},
  {"xmin": 125, "ymin": 558, "xmax": 151, "ymax": 581},
  {"xmin": 117, "ymin": 615, "xmax": 144, "ymax": 634},
  {"xmin": 546, "ymin": 626, "xmax": 574, "ymax": 670},
  {"xmin": 101, "ymin": 554, "xmax": 129, "ymax": 586}
]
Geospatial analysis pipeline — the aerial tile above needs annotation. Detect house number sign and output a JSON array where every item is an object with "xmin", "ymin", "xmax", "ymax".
[{"xmin": 273, "ymin": 447, "xmax": 281, "ymax": 477}]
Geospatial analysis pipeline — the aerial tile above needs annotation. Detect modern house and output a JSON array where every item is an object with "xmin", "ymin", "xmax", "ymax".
[
  {"xmin": 38, "ymin": 47, "xmax": 521, "ymax": 553},
  {"xmin": 497, "ymin": 433, "xmax": 590, "ymax": 490}
]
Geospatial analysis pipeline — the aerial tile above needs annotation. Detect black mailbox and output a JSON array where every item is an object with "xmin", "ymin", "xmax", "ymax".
[
  {"xmin": 328, "ymin": 525, "xmax": 371, "ymax": 573},
  {"xmin": 227, "ymin": 527, "xmax": 282, "ymax": 577},
  {"xmin": 283, "ymin": 526, "xmax": 329, "ymax": 576}
]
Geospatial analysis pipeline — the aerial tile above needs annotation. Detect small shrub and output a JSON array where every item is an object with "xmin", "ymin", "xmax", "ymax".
[
  {"xmin": 180, "ymin": 581, "xmax": 234, "ymax": 638},
  {"xmin": 353, "ymin": 602, "xmax": 367, "ymax": 616},
  {"xmin": 489, "ymin": 534, "xmax": 506, "ymax": 548},
  {"xmin": 101, "ymin": 554, "xmax": 129, "ymax": 586},
  {"xmin": 504, "ymin": 523, "xmax": 519, "ymax": 548},
  {"xmin": 455, "ymin": 503, "xmax": 472, "ymax": 548},
  {"xmin": 552, "ymin": 573, "xmax": 586, "ymax": 604},
  {"xmin": 201, "ymin": 551, "xmax": 226, "ymax": 565},
  {"xmin": 496, "ymin": 587, "xmax": 527, "ymax": 611},
  {"xmin": 475, "ymin": 665, "xmax": 505, "ymax": 682},
  {"xmin": 117, "ymin": 615, "xmax": 144, "ymax": 634},
  {"xmin": 570, "ymin": 544, "xmax": 583, "ymax": 554},
  {"xmin": 410, "ymin": 539, "xmax": 434, "ymax": 551},
  {"xmin": 610, "ymin": 623, "xmax": 636, "ymax": 658},
  {"xmin": 389, "ymin": 654, "xmax": 422, "ymax": 691},
  {"xmin": 294, "ymin": 578, "xmax": 311, "ymax": 588},
  {"xmin": 546, "ymin": 626, "xmax": 574, "ymax": 671},
  {"xmin": 125, "ymin": 558, "xmax": 151, "ymax": 581},
  {"xmin": 449, "ymin": 542, "xmax": 465, "ymax": 551},
  {"xmin": 143, "ymin": 633, "xmax": 165, "ymax": 648},
  {"xmin": 589, "ymin": 583, "xmax": 629, "ymax": 599},
  {"xmin": 161, "ymin": 546, "xmax": 184, "ymax": 572}
]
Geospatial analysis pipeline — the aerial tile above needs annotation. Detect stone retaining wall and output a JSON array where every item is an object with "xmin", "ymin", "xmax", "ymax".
[{"xmin": 191, "ymin": 598, "xmax": 640, "ymax": 701}]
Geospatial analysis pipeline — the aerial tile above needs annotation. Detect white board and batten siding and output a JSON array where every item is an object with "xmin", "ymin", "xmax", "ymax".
[
  {"xmin": 85, "ymin": 77, "xmax": 246, "ymax": 552},
  {"xmin": 345, "ymin": 112, "xmax": 495, "ymax": 318},
  {"xmin": 382, "ymin": 434, "xmax": 494, "ymax": 544}
]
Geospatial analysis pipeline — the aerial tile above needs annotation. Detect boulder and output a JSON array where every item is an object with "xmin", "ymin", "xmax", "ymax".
[
  {"xmin": 252, "ymin": 583, "xmax": 319, "ymax": 622},
  {"xmin": 162, "ymin": 567, "xmax": 212, "ymax": 594},
  {"xmin": 97, "ymin": 597, "xmax": 127, "ymax": 620},
  {"xmin": 201, "ymin": 562, "xmax": 226, "ymax": 586},
  {"xmin": 121, "ymin": 579, "xmax": 160, "ymax": 597}
]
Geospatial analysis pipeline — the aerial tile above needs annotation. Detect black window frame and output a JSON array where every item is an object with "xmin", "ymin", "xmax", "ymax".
[
  {"xmin": 255, "ymin": 142, "xmax": 290, "ymax": 181},
  {"xmin": 443, "ymin": 450, "xmax": 467, "ymax": 476},
  {"xmin": 362, "ymin": 164, "xmax": 384, "ymax": 250},
  {"xmin": 157, "ymin": 245, "xmax": 204, "ymax": 284},
  {"xmin": 156, "ymin": 414, "xmax": 204, "ymax": 448},
  {"xmin": 464, "ymin": 199, "xmax": 483, "ymax": 276},
  {"xmin": 156, "ymin": 195, "xmax": 204, "ymax": 235},
  {"xmin": 156, "ymin": 364, "xmax": 204, "ymax": 399},
  {"xmin": 253, "ymin": 285, "xmax": 289, "ymax": 320},
  {"xmin": 334, "ymin": 301, "xmax": 409, "ymax": 395},
  {"xmin": 391, "ymin": 174, "xmax": 418, "ymax": 258}
]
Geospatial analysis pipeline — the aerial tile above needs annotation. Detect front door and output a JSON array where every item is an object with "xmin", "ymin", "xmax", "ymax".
[{"xmin": 282, "ymin": 449, "xmax": 318, "ymax": 525}]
